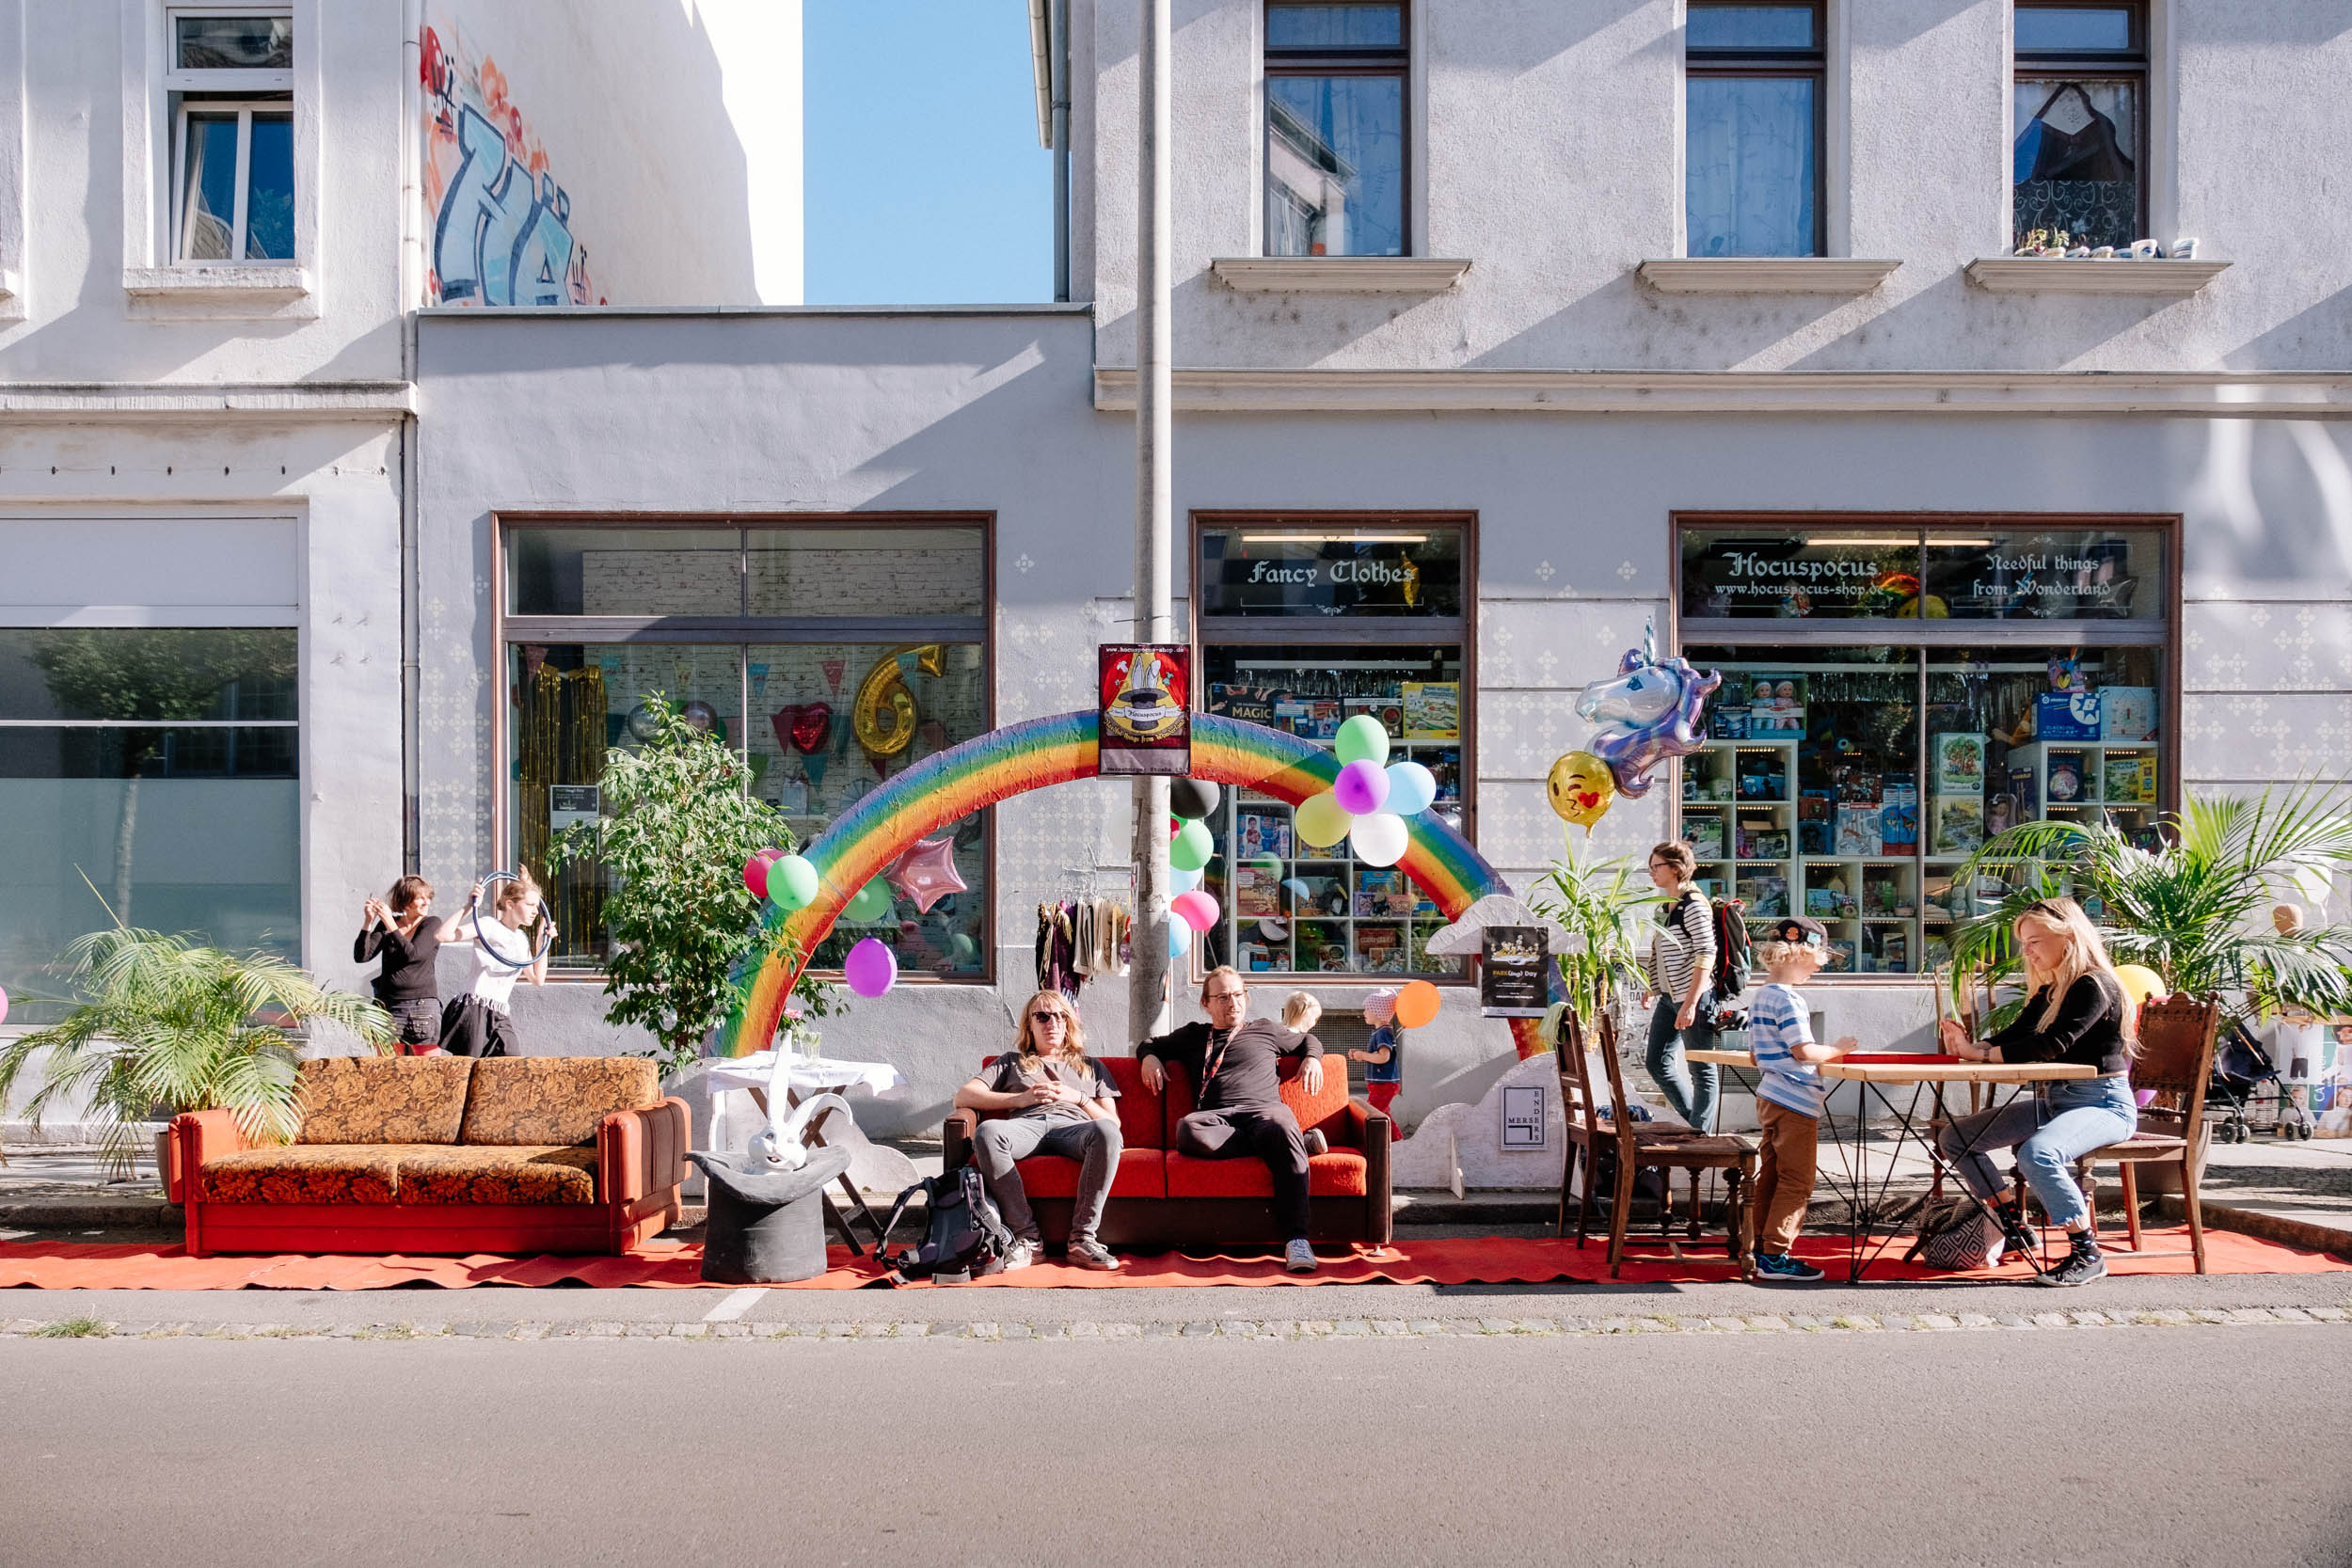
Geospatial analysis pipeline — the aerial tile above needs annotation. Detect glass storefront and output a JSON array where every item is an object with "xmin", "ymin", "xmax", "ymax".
[
  {"xmin": 1196, "ymin": 518, "xmax": 1471, "ymax": 978},
  {"xmin": 502, "ymin": 522, "xmax": 991, "ymax": 979},
  {"xmin": 1677, "ymin": 520, "xmax": 2170, "ymax": 975}
]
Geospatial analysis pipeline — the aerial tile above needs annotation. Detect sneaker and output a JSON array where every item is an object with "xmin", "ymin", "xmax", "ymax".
[
  {"xmin": 2037, "ymin": 1245, "xmax": 2106, "ymax": 1288},
  {"xmin": 1067, "ymin": 1237, "xmax": 1120, "ymax": 1272},
  {"xmin": 1000, "ymin": 1239, "xmax": 1036, "ymax": 1272},
  {"xmin": 1752, "ymin": 1251, "xmax": 1825, "ymax": 1283},
  {"xmin": 1284, "ymin": 1238, "xmax": 1318, "ymax": 1274},
  {"xmin": 1303, "ymin": 1128, "xmax": 1328, "ymax": 1156}
]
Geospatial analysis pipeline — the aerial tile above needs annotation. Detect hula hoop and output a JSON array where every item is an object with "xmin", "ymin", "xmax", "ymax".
[{"xmin": 470, "ymin": 871, "xmax": 555, "ymax": 971}]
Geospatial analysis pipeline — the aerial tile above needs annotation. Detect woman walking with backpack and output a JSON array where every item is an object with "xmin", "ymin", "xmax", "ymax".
[{"xmin": 1642, "ymin": 840, "xmax": 1722, "ymax": 1132}]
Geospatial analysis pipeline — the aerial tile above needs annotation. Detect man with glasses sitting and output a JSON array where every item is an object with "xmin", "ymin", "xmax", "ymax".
[{"xmin": 1137, "ymin": 965, "xmax": 1329, "ymax": 1274}]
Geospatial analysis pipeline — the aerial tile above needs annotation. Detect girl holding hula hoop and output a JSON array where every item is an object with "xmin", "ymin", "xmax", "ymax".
[
  {"xmin": 356, "ymin": 875, "xmax": 443, "ymax": 1053},
  {"xmin": 436, "ymin": 869, "xmax": 553, "ymax": 1057}
]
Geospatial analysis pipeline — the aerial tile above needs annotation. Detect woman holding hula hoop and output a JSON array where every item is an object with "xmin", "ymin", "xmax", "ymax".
[{"xmin": 435, "ymin": 869, "xmax": 553, "ymax": 1058}]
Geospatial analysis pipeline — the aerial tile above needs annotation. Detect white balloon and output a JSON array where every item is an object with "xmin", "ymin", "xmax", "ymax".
[{"xmin": 1349, "ymin": 811, "xmax": 1409, "ymax": 868}]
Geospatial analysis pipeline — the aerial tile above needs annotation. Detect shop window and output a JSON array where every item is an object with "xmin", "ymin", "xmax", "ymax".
[
  {"xmin": 1263, "ymin": 2, "xmax": 1407, "ymax": 258},
  {"xmin": 0, "ymin": 627, "xmax": 300, "ymax": 1022},
  {"xmin": 1677, "ymin": 521, "xmax": 2169, "ymax": 977},
  {"xmin": 166, "ymin": 10, "xmax": 295, "ymax": 264},
  {"xmin": 1197, "ymin": 517, "xmax": 1470, "ymax": 979},
  {"xmin": 2013, "ymin": 2, "xmax": 2145, "ymax": 251},
  {"xmin": 501, "ymin": 522, "xmax": 991, "ymax": 980},
  {"xmin": 1685, "ymin": 1, "xmax": 1823, "ymax": 259}
]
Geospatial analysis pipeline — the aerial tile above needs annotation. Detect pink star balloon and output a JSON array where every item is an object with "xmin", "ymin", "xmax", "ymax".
[{"xmin": 887, "ymin": 835, "xmax": 967, "ymax": 914}]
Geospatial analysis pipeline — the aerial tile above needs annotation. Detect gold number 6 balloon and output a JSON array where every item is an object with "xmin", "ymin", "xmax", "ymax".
[{"xmin": 853, "ymin": 643, "xmax": 946, "ymax": 762}]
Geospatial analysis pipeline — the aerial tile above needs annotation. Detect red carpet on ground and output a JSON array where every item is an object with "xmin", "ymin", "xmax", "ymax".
[{"xmin": 0, "ymin": 1227, "xmax": 2340, "ymax": 1291}]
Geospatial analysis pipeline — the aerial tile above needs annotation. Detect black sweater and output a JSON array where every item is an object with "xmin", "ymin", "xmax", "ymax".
[
  {"xmin": 1989, "ymin": 972, "xmax": 2129, "ymax": 1076},
  {"xmin": 355, "ymin": 921, "xmax": 442, "ymax": 1004},
  {"xmin": 1139, "ymin": 1019, "xmax": 1321, "ymax": 1115}
]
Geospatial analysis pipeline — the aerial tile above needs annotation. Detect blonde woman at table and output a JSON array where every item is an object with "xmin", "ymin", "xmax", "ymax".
[
  {"xmin": 1642, "ymin": 841, "xmax": 1721, "ymax": 1132},
  {"xmin": 1936, "ymin": 897, "xmax": 2137, "ymax": 1288},
  {"xmin": 953, "ymin": 990, "xmax": 1123, "ymax": 1273}
]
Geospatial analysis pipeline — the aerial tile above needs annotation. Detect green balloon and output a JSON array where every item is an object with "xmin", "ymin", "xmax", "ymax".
[
  {"xmin": 1334, "ymin": 714, "xmax": 1391, "ymax": 767},
  {"xmin": 1169, "ymin": 817, "xmax": 1216, "ymax": 872},
  {"xmin": 846, "ymin": 880, "xmax": 894, "ymax": 922},
  {"xmin": 767, "ymin": 854, "xmax": 821, "ymax": 911}
]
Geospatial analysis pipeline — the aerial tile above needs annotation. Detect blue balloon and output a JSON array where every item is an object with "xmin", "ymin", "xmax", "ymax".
[
  {"xmin": 1281, "ymin": 878, "xmax": 1311, "ymax": 908},
  {"xmin": 1384, "ymin": 760, "xmax": 1438, "ymax": 817},
  {"xmin": 1168, "ymin": 920, "xmax": 1192, "ymax": 957},
  {"xmin": 1170, "ymin": 863, "xmax": 1203, "ymax": 895}
]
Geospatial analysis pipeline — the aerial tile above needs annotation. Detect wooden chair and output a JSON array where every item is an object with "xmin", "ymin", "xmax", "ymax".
[
  {"xmin": 2074, "ymin": 993, "xmax": 2220, "ymax": 1273},
  {"xmin": 1553, "ymin": 1009, "xmax": 1609, "ymax": 1246},
  {"xmin": 1559, "ymin": 1006, "xmax": 1757, "ymax": 1279}
]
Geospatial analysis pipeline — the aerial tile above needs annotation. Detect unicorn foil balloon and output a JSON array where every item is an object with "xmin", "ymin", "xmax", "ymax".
[{"xmin": 1573, "ymin": 631, "xmax": 1723, "ymax": 799}]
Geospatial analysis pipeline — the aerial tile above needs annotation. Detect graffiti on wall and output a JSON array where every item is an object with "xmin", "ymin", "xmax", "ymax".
[{"xmin": 421, "ymin": 23, "xmax": 604, "ymax": 307}]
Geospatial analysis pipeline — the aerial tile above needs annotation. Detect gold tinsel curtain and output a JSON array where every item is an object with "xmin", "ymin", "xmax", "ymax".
[{"xmin": 518, "ymin": 663, "xmax": 607, "ymax": 959}]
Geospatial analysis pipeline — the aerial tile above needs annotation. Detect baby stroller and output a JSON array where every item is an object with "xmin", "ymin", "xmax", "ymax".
[{"xmin": 2209, "ymin": 1019, "xmax": 2313, "ymax": 1143}]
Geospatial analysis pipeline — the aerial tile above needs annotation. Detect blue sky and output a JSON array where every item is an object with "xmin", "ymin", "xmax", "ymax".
[{"xmin": 804, "ymin": 1, "xmax": 1056, "ymax": 305}]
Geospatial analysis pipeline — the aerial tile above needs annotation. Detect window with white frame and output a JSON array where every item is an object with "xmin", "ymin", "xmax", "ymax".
[{"xmin": 164, "ymin": 9, "xmax": 294, "ymax": 264}]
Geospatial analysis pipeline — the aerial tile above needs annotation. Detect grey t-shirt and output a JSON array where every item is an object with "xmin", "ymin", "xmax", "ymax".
[{"xmin": 982, "ymin": 1053, "xmax": 1120, "ymax": 1125}]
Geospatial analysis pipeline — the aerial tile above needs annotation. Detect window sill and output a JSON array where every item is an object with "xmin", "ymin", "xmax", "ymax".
[
  {"xmin": 122, "ymin": 265, "xmax": 318, "ymax": 320},
  {"xmin": 1637, "ymin": 259, "xmax": 1901, "ymax": 294},
  {"xmin": 1963, "ymin": 258, "xmax": 2231, "ymax": 295},
  {"xmin": 1209, "ymin": 257, "xmax": 1472, "ymax": 293}
]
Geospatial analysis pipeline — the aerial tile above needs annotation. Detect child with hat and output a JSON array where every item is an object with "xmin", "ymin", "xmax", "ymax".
[
  {"xmin": 1347, "ymin": 988, "xmax": 1406, "ymax": 1141},
  {"xmin": 1746, "ymin": 915, "xmax": 1858, "ymax": 1282}
]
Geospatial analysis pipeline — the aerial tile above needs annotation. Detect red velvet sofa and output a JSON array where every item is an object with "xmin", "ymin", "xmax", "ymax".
[
  {"xmin": 167, "ymin": 1055, "xmax": 689, "ymax": 1257},
  {"xmin": 942, "ymin": 1054, "xmax": 1391, "ymax": 1250}
]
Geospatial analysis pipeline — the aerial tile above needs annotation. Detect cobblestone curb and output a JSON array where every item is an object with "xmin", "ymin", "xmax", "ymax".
[{"xmin": 5, "ymin": 1304, "xmax": 2347, "ymax": 1343}]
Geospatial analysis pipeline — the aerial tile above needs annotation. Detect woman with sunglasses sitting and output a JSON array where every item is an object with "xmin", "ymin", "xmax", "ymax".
[
  {"xmin": 1936, "ymin": 896, "xmax": 2138, "ymax": 1287},
  {"xmin": 953, "ymin": 990, "xmax": 1124, "ymax": 1272}
]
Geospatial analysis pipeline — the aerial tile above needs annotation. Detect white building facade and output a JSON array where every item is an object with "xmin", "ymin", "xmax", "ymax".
[
  {"xmin": 0, "ymin": 0, "xmax": 799, "ymax": 1136},
  {"xmin": 406, "ymin": 2, "xmax": 2352, "ymax": 1154}
]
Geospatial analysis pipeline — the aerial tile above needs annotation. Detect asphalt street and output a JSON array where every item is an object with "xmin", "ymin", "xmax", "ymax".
[{"xmin": 8, "ymin": 1319, "xmax": 2349, "ymax": 1568}]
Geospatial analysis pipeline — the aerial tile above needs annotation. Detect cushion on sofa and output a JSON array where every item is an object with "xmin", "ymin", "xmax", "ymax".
[
  {"xmin": 1015, "ymin": 1148, "xmax": 1168, "ymax": 1199},
  {"xmin": 458, "ymin": 1056, "xmax": 660, "ymax": 1146},
  {"xmin": 974, "ymin": 1055, "xmax": 1166, "ymax": 1149},
  {"xmin": 394, "ymin": 1145, "xmax": 600, "ymax": 1205},
  {"xmin": 1164, "ymin": 1149, "xmax": 1370, "ymax": 1199},
  {"xmin": 295, "ymin": 1056, "xmax": 474, "ymax": 1145},
  {"xmin": 1163, "ymin": 1054, "xmax": 1353, "ymax": 1139},
  {"xmin": 200, "ymin": 1144, "xmax": 409, "ymax": 1204}
]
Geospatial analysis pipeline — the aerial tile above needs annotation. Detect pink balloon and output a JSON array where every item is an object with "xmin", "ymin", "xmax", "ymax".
[
  {"xmin": 0, "ymin": 984, "xmax": 8, "ymax": 1026},
  {"xmin": 742, "ymin": 854, "xmax": 773, "ymax": 900},
  {"xmin": 1333, "ymin": 758, "xmax": 1390, "ymax": 816},
  {"xmin": 844, "ymin": 937, "xmax": 898, "ymax": 998},
  {"xmin": 1171, "ymin": 889, "xmax": 1220, "ymax": 933}
]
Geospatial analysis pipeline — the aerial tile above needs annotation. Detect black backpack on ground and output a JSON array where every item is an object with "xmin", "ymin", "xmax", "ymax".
[{"xmin": 876, "ymin": 1164, "xmax": 1010, "ymax": 1283}]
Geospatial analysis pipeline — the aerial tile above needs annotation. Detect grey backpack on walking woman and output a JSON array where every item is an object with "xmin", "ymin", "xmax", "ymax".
[
  {"xmin": 877, "ymin": 1164, "xmax": 1011, "ymax": 1283},
  {"xmin": 1907, "ymin": 1195, "xmax": 2005, "ymax": 1273}
]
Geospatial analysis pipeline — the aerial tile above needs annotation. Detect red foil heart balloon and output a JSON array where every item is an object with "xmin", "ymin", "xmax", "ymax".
[{"xmin": 772, "ymin": 703, "xmax": 833, "ymax": 756}]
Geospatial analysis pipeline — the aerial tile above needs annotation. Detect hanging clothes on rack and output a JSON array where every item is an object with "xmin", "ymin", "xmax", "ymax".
[{"xmin": 1036, "ymin": 901, "xmax": 1080, "ymax": 997}]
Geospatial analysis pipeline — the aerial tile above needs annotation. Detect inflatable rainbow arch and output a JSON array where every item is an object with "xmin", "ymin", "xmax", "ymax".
[{"xmin": 716, "ymin": 710, "xmax": 1543, "ymax": 1058}]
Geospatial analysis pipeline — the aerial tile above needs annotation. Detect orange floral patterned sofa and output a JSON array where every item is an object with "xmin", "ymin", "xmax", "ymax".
[{"xmin": 167, "ymin": 1056, "xmax": 689, "ymax": 1257}]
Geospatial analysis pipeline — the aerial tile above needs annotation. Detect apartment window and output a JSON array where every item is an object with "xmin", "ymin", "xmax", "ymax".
[
  {"xmin": 1685, "ymin": 2, "xmax": 1824, "ymax": 259},
  {"xmin": 1196, "ymin": 517, "xmax": 1471, "ymax": 979},
  {"xmin": 1263, "ymin": 3, "xmax": 1407, "ymax": 258},
  {"xmin": 500, "ymin": 521, "xmax": 993, "ymax": 980},
  {"xmin": 2013, "ymin": 3, "xmax": 2145, "ymax": 250},
  {"xmin": 1676, "ymin": 519, "xmax": 2173, "ymax": 976},
  {"xmin": 165, "ymin": 11, "xmax": 294, "ymax": 263}
]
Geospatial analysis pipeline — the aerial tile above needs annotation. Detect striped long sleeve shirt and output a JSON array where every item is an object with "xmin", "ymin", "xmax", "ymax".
[{"xmin": 1645, "ymin": 891, "xmax": 1717, "ymax": 999}]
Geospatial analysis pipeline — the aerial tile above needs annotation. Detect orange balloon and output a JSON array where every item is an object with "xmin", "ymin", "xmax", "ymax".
[{"xmin": 1394, "ymin": 979, "xmax": 1441, "ymax": 1030}]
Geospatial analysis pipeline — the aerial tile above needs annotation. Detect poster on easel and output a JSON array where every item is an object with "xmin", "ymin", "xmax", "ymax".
[
  {"xmin": 1098, "ymin": 643, "xmax": 1191, "ymax": 775},
  {"xmin": 1479, "ymin": 926, "xmax": 1550, "ymax": 1018}
]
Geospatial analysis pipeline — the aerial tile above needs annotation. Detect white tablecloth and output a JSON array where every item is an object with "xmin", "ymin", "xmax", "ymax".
[{"xmin": 704, "ymin": 1052, "xmax": 905, "ymax": 1099}]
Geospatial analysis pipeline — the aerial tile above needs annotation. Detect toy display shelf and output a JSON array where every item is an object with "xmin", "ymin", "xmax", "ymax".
[
  {"xmin": 2002, "ymin": 739, "xmax": 2159, "ymax": 824},
  {"xmin": 1220, "ymin": 738, "xmax": 1464, "ymax": 978}
]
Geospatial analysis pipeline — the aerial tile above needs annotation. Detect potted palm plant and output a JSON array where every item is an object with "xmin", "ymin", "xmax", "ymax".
[
  {"xmin": 1946, "ymin": 781, "xmax": 2352, "ymax": 1031},
  {"xmin": 1529, "ymin": 837, "xmax": 1666, "ymax": 1034},
  {"xmin": 0, "ymin": 927, "xmax": 391, "ymax": 1179}
]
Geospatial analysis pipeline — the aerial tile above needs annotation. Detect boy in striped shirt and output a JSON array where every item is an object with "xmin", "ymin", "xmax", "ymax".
[{"xmin": 1746, "ymin": 916, "xmax": 1858, "ymax": 1283}]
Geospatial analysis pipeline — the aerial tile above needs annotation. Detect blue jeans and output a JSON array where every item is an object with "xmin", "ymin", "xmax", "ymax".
[
  {"xmin": 1645, "ymin": 991, "xmax": 1720, "ymax": 1132},
  {"xmin": 1937, "ymin": 1075, "xmax": 2137, "ymax": 1232}
]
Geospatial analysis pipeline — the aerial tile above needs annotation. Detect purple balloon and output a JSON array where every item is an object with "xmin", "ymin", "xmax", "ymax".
[
  {"xmin": 1333, "ymin": 758, "xmax": 1390, "ymax": 816},
  {"xmin": 844, "ymin": 937, "xmax": 898, "ymax": 998}
]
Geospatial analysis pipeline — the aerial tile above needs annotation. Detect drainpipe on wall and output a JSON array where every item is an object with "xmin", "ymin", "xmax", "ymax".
[
  {"xmin": 1052, "ymin": 0, "xmax": 1071, "ymax": 302},
  {"xmin": 1128, "ymin": 0, "xmax": 1173, "ymax": 1040},
  {"xmin": 399, "ymin": 0, "xmax": 425, "ymax": 871}
]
